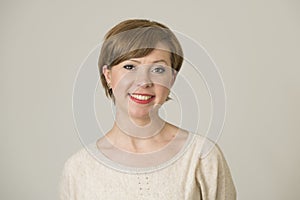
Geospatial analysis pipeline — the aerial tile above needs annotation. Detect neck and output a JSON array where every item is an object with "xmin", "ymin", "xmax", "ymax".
[
  {"xmin": 115, "ymin": 111, "xmax": 165, "ymax": 138},
  {"xmin": 106, "ymin": 121, "xmax": 174, "ymax": 153}
]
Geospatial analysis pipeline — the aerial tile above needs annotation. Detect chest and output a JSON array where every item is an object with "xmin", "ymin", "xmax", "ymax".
[{"xmin": 76, "ymin": 165, "xmax": 201, "ymax": 200}]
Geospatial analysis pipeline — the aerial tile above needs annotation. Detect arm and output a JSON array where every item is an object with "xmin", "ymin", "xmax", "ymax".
[
  {"xmin": 196, "ymin": 143, "xmax": 237, "ymax": 200},
  {"xmin": 59, "ymin": 159, "xmax": 76, "ymax": 200}
]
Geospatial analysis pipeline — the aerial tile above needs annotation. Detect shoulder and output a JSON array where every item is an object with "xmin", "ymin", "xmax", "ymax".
[
  {"xmin": 64, "ymin": 147, "xmax": 89, "ymax": 165},
  {"xmin": 62, "ymin": 146, "xmax": 99, "ymax": 175},
  {"xmin": 186, "ymin": 132, "xmax": 227, "ymax": 162}
]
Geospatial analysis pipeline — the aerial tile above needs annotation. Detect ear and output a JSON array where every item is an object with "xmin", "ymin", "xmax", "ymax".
[{"xmin": 102, "ymin": 65, "xmax": 111, "ymax": 83}]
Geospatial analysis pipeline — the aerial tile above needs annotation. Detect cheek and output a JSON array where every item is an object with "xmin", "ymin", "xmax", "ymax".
[
  {"xmin": 156, "ymin": 85, "xmax": 170, "ymax": 98},
  {"xmin": 111, "ymin": 72, "xmax": 134, "ymax": 95},
  {"xmin": 151, "ymin": 73, "xmax": 173, "ymax": 89}
]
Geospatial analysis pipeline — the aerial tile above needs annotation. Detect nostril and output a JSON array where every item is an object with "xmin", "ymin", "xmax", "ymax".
[{"xmin": 139, "ymin": 82, "xmax": 153, "ymax": 87}]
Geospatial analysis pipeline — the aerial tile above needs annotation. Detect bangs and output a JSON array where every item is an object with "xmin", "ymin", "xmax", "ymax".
[
  {"xmin": 103, "ymin": 27, "xmax": 172, "ymax": 67},
  {"xmin": 110, "ymin": 48, "xmax": 156, "ymax": 67}
]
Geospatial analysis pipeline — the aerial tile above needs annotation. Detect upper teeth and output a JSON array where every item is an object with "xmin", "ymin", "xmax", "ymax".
[{"xmin": 131, "ymin": 94, "xmax": 152, "ymax": 100}]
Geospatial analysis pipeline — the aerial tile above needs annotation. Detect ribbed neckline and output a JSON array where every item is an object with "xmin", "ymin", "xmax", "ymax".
[{"xmin": 85, "ymin": 132, "xmax": 197, "ymax": 174}]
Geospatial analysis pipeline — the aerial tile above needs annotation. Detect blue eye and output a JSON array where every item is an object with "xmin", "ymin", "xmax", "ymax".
[
  {"xmin": 152, "ymin": 66, "xmax": 165, "ymax": 74},
  {"xmin": 123, "ymin": 65, "xmax": 135, "ymax": 70}
]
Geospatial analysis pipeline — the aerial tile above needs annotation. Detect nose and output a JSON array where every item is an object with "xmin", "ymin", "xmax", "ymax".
[
  {"xmin": 138, "ymin": 81, "xmax": 153, "ymax": 88},
  {"xmin": 135, "ymin": 68, "xmax": 153, "ymax": 88}
]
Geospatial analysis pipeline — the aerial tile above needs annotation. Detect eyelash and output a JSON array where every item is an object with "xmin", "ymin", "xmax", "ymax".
[
  {"xmin": 123, "ymin": 64, "xmax": 166, "ymax": 74},
  {"xmin": 123, "ymin": 65, "xmax": 135, "ymax": 70},
  {"xmin": 151, "ymin": 67, "xmax": 165, "ymax": 73}
]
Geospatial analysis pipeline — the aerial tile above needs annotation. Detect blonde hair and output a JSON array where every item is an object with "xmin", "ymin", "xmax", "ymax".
[{"xmin": 98, "ymin": 19, "xmax": 183, "ymax": 101}]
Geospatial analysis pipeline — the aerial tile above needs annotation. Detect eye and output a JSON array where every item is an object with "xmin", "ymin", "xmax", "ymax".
[
  {"xmin": 151, "ymin": 66, "xmax": 166, "ymax": 74},
  {"xmin": 123, "ymin": 64, "xmax": 135, "ymax": 70}
]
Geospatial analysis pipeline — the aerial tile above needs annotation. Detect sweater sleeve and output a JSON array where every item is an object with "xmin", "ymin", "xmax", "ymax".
[
  {"xmin": 196, "ymin": 143, "xmax": 237, "ymax": 200},
  {"xmin": 59, "ymin": 158, "xmax": 76, "ymax": 200}
]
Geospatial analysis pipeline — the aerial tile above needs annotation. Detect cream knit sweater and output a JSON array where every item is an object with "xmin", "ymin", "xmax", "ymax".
[{"xmin": 59, "ymin": 133, "xmax": 236, "ymax": 200}]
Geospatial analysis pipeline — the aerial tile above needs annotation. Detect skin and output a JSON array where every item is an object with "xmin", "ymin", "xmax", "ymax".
[{"xmin": 99, "ymin": 46, "xmax": 186, "ymax": 153}]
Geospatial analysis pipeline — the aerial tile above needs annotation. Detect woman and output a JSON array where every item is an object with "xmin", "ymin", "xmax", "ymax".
[{"xmin": 60, "ymin": 19, "xmax": 236, "ymax": 199}]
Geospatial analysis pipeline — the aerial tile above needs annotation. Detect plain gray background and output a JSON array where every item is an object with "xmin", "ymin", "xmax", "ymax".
[{"xmin": 1, "ymin": 0, "xmax": 299, "ymax": 199}]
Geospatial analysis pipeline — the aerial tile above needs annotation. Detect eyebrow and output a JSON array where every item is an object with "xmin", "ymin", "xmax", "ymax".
[{"xmin": 129, "ymin": 59, "xmax": 169, "ymax": 65}]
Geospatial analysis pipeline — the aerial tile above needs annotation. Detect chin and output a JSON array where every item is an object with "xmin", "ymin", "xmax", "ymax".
[{"xmin": 128, "ymin": 108, "xmax": 152, "ymax": 121}]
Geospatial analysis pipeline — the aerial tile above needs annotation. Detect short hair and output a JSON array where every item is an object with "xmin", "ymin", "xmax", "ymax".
[{"xmin": 98, "ymin": 19, "xmax": 184, "ymax": 101}]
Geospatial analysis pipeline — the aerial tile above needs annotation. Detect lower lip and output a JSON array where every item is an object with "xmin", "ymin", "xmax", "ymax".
[{"xmin": 129, "ymin": 95, "xmax": 155, "ymax": 104}]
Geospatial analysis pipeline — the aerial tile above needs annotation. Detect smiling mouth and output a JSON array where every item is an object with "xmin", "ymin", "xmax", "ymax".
[{"xmin": 129, "ymin": 93, "xmax": 155, "ymax": 104}]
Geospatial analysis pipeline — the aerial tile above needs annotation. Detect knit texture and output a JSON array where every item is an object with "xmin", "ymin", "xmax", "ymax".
[{"xmin": 59, "ymin": 133, "xmax": 236, "ymax": 200}]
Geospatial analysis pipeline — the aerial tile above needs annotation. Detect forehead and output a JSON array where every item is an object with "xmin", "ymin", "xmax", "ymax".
[{"xmin": 130, "ymin": 48, "xmax": 171, "ymax": 63}]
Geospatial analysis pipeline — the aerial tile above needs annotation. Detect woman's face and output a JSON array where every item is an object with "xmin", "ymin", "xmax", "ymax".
[{"xmin": 103, "ymin": 47, "xmax": 175, "ymax": 120}]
